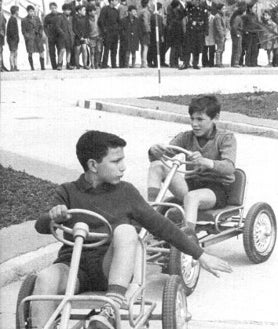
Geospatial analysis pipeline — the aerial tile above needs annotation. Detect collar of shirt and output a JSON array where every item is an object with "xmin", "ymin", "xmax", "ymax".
[{"xmin": 75, "ymin": 174, "xmax": 116, "ymax": 193}]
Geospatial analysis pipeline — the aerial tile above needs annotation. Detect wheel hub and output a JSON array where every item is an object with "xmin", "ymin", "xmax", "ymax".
[{"xmin": 253, "ymin": 212, "xmax": 274, "ymax": 253}]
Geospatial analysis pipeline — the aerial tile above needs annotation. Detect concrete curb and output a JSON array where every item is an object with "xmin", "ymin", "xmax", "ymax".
[
  {"xmin": 76, "ymin": 99, "xmax": 278, "ymax": 139},
  {"xmin": 0, "ymin": 243, "xmax": 61, "ymax": 288}
]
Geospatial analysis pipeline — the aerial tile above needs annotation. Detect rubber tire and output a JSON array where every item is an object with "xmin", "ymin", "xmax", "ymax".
[
  {"xmin": 162, "ymin": 275, "xmax": 189, "ymax": 329},
  {"xmin": 243, "ymin": 202, "xmax": 277, "ymax": 264},
  {"xmin": 16, "ymin": 274, "xmax": 37, "ymax": 329},
  {"xmin": 168, "ymin": 247, "xmax": 200, "ymax": 296}
]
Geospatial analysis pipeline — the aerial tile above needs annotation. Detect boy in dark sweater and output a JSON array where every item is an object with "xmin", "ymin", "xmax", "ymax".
[
  {"xmin": 7, "ymin": 5, "xmax": 19, "ymax": 71},
  {"xmin": 33, "ymin": 130, "xmax": 232, "ymax": 329},
  {"xmin": 148, "ymin": 95, "xmax": 237, "ymax": 233}
]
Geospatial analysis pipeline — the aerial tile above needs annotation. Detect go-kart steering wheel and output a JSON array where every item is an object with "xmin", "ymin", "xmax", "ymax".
[
  {"xmin": 161, "ymin": 145, "xmax": 196, "ymax": 175},
  {"xmin": 50, "ymin": 209, "xmax": 112, "ymax": 248}
]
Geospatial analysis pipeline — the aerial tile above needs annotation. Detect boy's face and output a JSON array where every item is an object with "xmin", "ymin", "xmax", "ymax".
[
  {"xmin": 190, "ymin": 111, "xmax": 216, "ymax": 138},
  {"xmin": 79, "ymin": 7, "xmax": 86, "ymax": 15},
  {"xmin": 50, "ymin": 5, "xmax": 58, "ymax": 14},
  {"xmin": 28, "ymin": 9, "xmax": 35, "ymax": 17},
  {"xmin": 64, "ymin": 9, "xmax": 71, "ymax": 16},
  {"xmin": 130, "ymin": 9, "xmax": 137, "ymax": 17},
  {"xmin": 93, "ymin": 147, "xmax": 126, "ymax": 185}
]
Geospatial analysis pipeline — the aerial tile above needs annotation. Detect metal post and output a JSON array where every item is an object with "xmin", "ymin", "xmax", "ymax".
[{"xmin": 154, "ymin": 0, "xmax": 162, "ymax": 98}]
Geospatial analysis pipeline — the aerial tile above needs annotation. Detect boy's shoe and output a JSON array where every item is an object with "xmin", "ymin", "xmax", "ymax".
[
  {"xmin": 57, "ymin": 64, "xmax": 62, "ymax": 71},
  {"xmin": 88, "ymin": 305, "xmax": 116, "ymax": 329},
  {"xmin": 66, "ymin": 64, "xmax": 74, "ymax": 70}
]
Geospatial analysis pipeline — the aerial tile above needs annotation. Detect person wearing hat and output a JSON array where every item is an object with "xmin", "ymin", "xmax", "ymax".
[{"xmin": 21, "ymin": 5, "xmax": 45, "ymax": 70}]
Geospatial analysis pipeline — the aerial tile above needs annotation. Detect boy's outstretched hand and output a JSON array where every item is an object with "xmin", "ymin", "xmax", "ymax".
[
  {"xmin": 49, "ymin": 205, "xmax": 72, "ymax": 223},
  {"xmin": 150, "ymin": 144, "xmax": 168, "ymax": 160},
  {"xmin": 198, "ymin": 253, "xmax": 233, "ymax": 277}
]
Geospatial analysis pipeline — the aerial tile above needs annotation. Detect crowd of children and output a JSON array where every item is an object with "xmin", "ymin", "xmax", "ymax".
[{"xmin": 0, "ymin": 0, "xmax": 278, "ymax": 71}]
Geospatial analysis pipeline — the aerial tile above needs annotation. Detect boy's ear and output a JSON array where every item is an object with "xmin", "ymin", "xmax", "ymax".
[{"xmin": 87, "ymin": 159, "xmax": 98, "ymax": 173}]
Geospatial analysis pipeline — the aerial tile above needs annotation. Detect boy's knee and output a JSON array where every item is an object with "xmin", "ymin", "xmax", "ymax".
[
  {"xmin": 34, "ymin": 264, "xmax": 69, "ymax": 294},
  {"xmin": 113, "ymin": 224, "xmax": 138, "ymax": 246},
  {"xmin": 149, "ymin": 160, "xmax": 167, "ymax": 176}
]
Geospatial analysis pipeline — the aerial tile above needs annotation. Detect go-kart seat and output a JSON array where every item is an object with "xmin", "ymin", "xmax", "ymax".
[{"xmin": 197, "ymin": 168, "xmax": 246, "ymax": 223}]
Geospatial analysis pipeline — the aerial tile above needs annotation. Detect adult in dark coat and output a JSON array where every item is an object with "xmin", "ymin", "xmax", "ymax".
[
  {"xmin": 166, "ymin": 0, "xmax": 184, "ymax": 68},
  {"xmin": 44, "ymin": 2, "xmax": 61, "ymax": 69},
  {"xmin": 7, "ymin": 5, "xmax": 20, "ymax": 71},
  {"xmin": 180, "ymin": 0, "xmax": 208, "ymax": 69},
  {"xmin": 202, "ymin": 0, "xmax": 217, "ymax": 15},
  {"xmin": 147, "ymin": 2, "xmax": 164, "ymax": 67},
  {"xmin": 98, "ymin": 0, "xmax": 120, "ymax": 68},
  {"xmin": 21, "ymin": 5, "xmax": 45, "ymax": 70},
  {"xmin": 120, "ymin": 5, "xmax": 140, "ymax": 67},
  {"xmin": 0, "ymin": 0, "xmax": 8, "ymax": 72},
  {"xmin": 56, "ymin": 3, "xmax": 75, "ymax": 69}
]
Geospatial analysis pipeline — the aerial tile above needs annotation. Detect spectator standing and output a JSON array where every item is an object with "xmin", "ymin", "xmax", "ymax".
[
  {"xmin": 147, "ymin": 2, "xmax": 164, "ymax": 67},
  {"xmin": 213, "ymin": 2, "xmax": 226, "ymax": 68},
  {"xmin": 69, "ymin": 0, "xmax": 84, "ymax": 16},
  {"xmin": 230, "ymin": 2, "xmax": 246, "ymax": 67},
  {"xmin": 56, "ymin": 3, "xmax": 75, "ymax": 70},
  {"xmin": 7, "ymin": 5, "xmax": 19, "ymax": 71},
  {"xmin": 120, "ymin": 5, "xmax": 139, "ymax": 68},
  {"xmin": 118, "ymin": 0, "xmax": 128, "ymax": 67},
  {"xmin": 138, "ymin": 0, "xmax": 151, "ymax": 68},
  {"xmin": 73, "ymin": 5, "xmax": 89, "ymax": 69},
  {"xmin": 87, "ymin": 4, "xmax": 102, "ymax": 68},
  {"xmin": 0, "ymin": 0, "xmax": 7, "ymax": 72},
  {"xmin": 260, "ymin": 10, "xmax": 278, "ymax": 67},
  {"xmin": 180, "ymin": 0, "xmax": 208, "ymax": 70},
  {"xmin": 202, "ymin": 7, "xmax": 215, "ymax": 67},
  {"xmin": 98, "ymin": 0, "xmax": 120, "ymax": 68},
  {"xmin": 243, "ymin": 3, "xmax": 260, "ymax": 67},
  {"xmin": 21, "ymin": 5, "xmax": 45, "ymax": 70},
  {"xmin": 167, "ymin": 0, "xmax": 183, "ymax": 68},
  {"xmin": 44, "ymin": 2, "xmax": 61, "ymax": 70}
]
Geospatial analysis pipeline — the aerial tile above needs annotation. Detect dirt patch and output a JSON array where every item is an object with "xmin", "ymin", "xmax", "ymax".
[
  {"xmin": 147, "ymin": 92, "xmax": 278, "ymax": 120},
  {"xmin": 0, "ymin": 165, "xmax": 57, "ymax": 229}
]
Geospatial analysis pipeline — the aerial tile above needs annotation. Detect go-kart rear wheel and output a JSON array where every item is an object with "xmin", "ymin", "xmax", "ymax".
[
  {"xmin": 168, "ymin": 247, "xmax": 200, "ymax": 296},
  {"xmin": 16, "ymin": 274, "xmax": 37, "ymax": 329},
  {"xmin": 162, "ymin": 275, "xmax": 190, "ymax": 329},
  {"xmin": 243, "ymin": 202, "xmax": 277, "ymax": 264}
]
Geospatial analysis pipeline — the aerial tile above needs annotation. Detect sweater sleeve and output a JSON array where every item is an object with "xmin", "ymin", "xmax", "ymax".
[
  {"xmin": 125, "ymin": 183, "xmax": 204, "ymax": 259},
  {"xmin": 213, "ymin": 133, "xmax": 236, "ymax": 175},
  {"xmin": 35, "ymin": 185, "xmax": 70, "ymax": 234}
]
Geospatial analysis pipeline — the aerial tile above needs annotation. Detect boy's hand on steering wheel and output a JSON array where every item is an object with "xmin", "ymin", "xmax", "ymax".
[
  {"xmin": 49, "ymin": 205, "xmax": 72, "ymax": 223},
  {"xmin": 150, "ymin": 144, "xmax": 168, "ymax": 160},
  {"xmin": 199, "ymin": 253, "xmax": 233, "ymax": 278},
  {"xmin": 189, "ymin": 151, "xmax": 214, "ymax": 170}
]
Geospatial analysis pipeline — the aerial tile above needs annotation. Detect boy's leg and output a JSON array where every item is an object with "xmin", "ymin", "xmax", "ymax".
[
  {"xmin": 81, "ymin": 44, "xmax": 88, "ymax": 68},
  {"xmin": 32, "ymin": 263, "xmax": 80, "ymax": 329},
  {"xmin": 183, "ymin": 188, "xmax": 216, "ymax": 227},
  {"xmin": 147, "ymin": 160, "xmax": 188, "ymax": 202},
  {"xmin": 75, "ymin": 45, "xmax": 81, "ymax": 68},
  {"xmin": 89, "ymin": 224, "xmax": 138, "ymax": 329}
]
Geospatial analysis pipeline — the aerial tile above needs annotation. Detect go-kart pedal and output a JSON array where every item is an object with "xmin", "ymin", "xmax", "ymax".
[{"xmin": 88, "ymin": 305, "xmax": 116, "ymax": 329}]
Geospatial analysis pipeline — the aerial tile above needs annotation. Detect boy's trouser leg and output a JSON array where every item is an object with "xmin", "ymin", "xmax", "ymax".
[
  {"xmin": 81, "ymin": 44, "xmax": 88, "ymax": 67},
  {"xmin": 147, "ymin": 160, "xmax": 188, "ymax": 202},
  {"xmin": 58, "ymin": 48, "xmax": 65, "ymax": 65},
  {"xmin": 131, "ymin": 52, "xmax": 136, "ymax": 68},
  {"xmin": 32, "ymin": 263, "xmax": 80, "ymax": 329},
  {"xmin": 39, "ymin": 53, "xmax": 45, "ymax": 70},
  {"xmin": 10, "ymin": 51, "xmax": 15, "ymax": 70},
  {"xmin": 75, "ymin": 46, "xmax": 81, "ymax": 67},
  {"xmin": 209, "ymin": 45, "xmax": 215, "ymax": 67},
  {"xmin": 28, "ymin": 53, "xmax": 34, "ymax": 70},
  {"xmin": 48, "ymin": 39, "xmax": 57, "ymax": 69},
  {"xmin": 125, "ymin": 50, "xmax": 130, "ymax": 68}
]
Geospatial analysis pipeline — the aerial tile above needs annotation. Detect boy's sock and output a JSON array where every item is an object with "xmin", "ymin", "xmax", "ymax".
[
  {"xmin": 88, "ymin": 285, "xmax": 127, "ymax": 329},
  {"xmin": 147, "ymin": 187, "xmax": 160, "ymax": 202}
]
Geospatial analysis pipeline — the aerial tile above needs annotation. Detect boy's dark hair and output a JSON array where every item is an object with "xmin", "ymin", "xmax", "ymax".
[
  {"xmin": 141, "ymin": 0, "xmax": 149, "ymax": 8},
  {"xmin": 27, "ymin": 5, "xmax": 35, "ymax": 11},
  {"xmin": 128, "ymin": 5, "xmax": 137, "ymax": 11},
  {"xmin": 188, "ymin": 95, "xmax": 221, "ymax": 119},
  {"xmin": 62, "ymin": 3, "xmax": 71, "ymax": 10},
  {"xmin": 76, "ymin": 130, "xmax": 127, "ymax": 171},
  {"xmin": 86, "ymin": 4, "xmax": 96, "ymax": 13},
  {"xmin": 216, "ymin": 3, "xmax": 224, "ymax": 11},
  {"xmin": 76, "ymin": 4, "xmax": 85, "ymax": 12},
  {"xmin": 10, "ymin": 5, "xmax": 19, "ymax": 14},
  {"xmin": 49, "ymin": 2, "xmax": 57, "ymax": 8},
  {"xmin": 156, "ymin": 2, "xmax": 162, "ymax": 10}
]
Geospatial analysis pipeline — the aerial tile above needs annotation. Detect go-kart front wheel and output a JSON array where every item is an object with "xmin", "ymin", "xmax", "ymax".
[
  {"xmin": 168, "ymin": 247, "xmax": 200, "ymax": 296},
  {"xmin": 243, "ymin": 202, "xmax": 277, "ymax": 264},
  {"xmin": 162, "ymin": 275, "xmax": 190, "ymax": 329},
  {"xmin": 16, "ymin": 274, "xmax": 37, "ymax": 329}
]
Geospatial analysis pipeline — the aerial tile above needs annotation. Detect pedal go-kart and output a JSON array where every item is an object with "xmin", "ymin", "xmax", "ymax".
[
  {"xmin": 146, "ymin": 145, "xmax": 277, "ymax": 296},
  {"xmin": 16, "ymin": 209, "xmax": 191, "ymax": 329}
]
